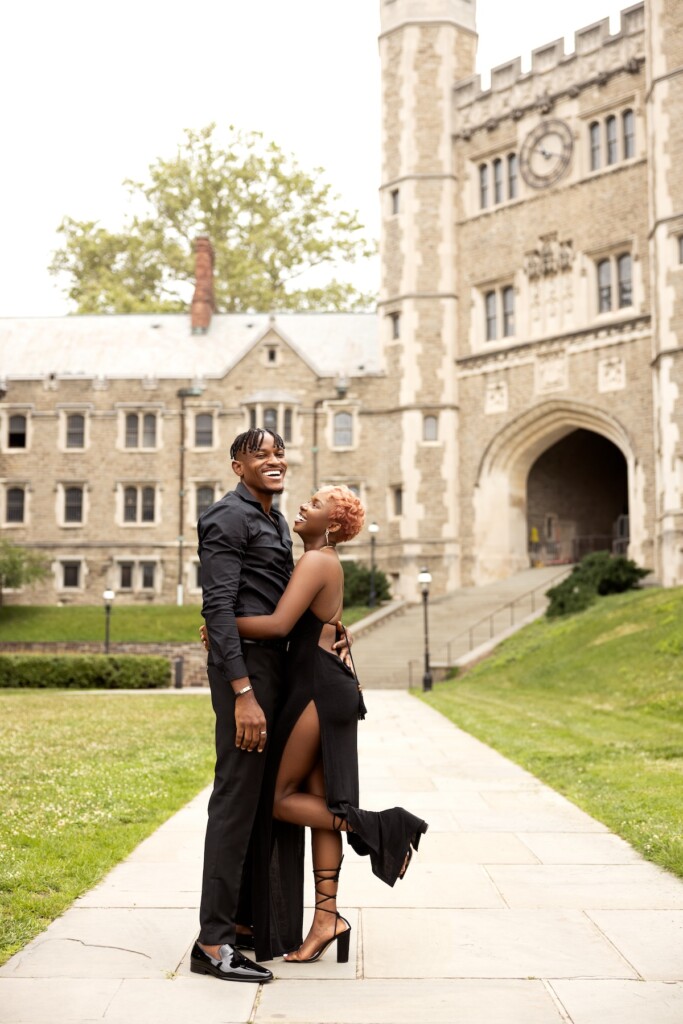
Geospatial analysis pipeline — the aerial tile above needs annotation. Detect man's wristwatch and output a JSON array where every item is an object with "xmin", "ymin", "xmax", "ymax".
[{"xmin": 235, "ymin": 684, "xmax": 253, "ymax": 697}]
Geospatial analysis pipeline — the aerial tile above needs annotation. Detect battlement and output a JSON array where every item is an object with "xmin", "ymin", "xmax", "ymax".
[{"xmin": 453, "ymin": 3, "xmax": 645, "ymax": 115}]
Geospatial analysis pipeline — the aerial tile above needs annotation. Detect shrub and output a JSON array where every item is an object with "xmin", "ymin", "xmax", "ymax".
[
  {"xmin": 342, "ymin": 560, "xmax": 391, "ymax": 607},
  {"xmin": 546, "ymin": 552, "xmax": 649, "ymax": 618},
  {"xmin": 0, "ymin": 654, "xmax": 170, "ymax": 689}
]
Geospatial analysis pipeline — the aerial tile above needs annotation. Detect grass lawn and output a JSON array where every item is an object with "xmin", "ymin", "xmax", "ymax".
[
  {"xmin": 0, "ymin": 691, "xmax": 215, "ymax": 966},
  {"xmin": 0, "ymin": 604, "xmax": 372, "ymax": 643},
  {"xmin": 420, "ymin": 586, "xmax": 683, "ymax": 878}
]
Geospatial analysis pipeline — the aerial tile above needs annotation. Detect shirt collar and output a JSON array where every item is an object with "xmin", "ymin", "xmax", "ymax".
[{"xmin": 235, "ymin": 480, "xmax": 284, "ymax": 521}]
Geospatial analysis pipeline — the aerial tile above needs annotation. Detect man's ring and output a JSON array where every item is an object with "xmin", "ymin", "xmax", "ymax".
[{"xmin": 260, "ymin": 730, "xmax": 267, "ymax": 735}]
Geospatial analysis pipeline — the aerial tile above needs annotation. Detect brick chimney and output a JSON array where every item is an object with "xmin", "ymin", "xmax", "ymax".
[{"xmin": 190, "ymin": 237, "xmax": 215, "ymax": 334}]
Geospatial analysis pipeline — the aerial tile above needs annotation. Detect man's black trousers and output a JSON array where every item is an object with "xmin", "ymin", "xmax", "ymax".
[{"xmin": 198, "ymin": 644, "xmax": 284, "ymax": 945}]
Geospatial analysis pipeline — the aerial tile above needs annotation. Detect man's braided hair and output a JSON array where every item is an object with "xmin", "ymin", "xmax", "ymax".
[{"xmin": 230, "ymin": 428, "xmax": 286, "ymax": 461}]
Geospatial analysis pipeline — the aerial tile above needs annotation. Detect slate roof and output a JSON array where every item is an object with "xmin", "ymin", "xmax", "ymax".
[{"xmin": 0, "ymin": 312, "xmax": 380, "ymax": 382}]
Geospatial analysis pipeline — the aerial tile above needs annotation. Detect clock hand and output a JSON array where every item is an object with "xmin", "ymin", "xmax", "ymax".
[{"xmin": 539, "ymin": 147, "xmax": 561, "ymax": 160}]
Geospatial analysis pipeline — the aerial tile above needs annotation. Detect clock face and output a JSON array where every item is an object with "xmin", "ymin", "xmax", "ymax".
[{"xmin": 519, "ymin": 119, "xmax": 574, "ymax": 189}]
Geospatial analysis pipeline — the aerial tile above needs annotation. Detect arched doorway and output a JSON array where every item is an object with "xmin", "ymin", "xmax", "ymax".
[
  {"xmin": 473, "ymin": 400, "xmax": 645, "ymax": 583},
  {"xmin": 527, "ymin": 429, "xmax": 628, "ymax": 565}
]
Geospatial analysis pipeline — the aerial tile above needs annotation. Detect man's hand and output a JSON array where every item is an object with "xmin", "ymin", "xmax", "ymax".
[
  {"xmin": 199, "ymin": 624, "xmax": 210, "ymax": 651},
  {"xmin": 333, "ymin": 622, "xmax": 354, "ymax": 668},
  {"xmin": 234, "ymin": 688, "xmax": 268, "ymax": 753}
]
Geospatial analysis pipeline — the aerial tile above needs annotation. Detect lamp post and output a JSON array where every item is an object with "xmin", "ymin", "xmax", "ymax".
[
  {"xmin": 418, "ymin": 568, "xmax": 432, "ymax": 692},
  {"xmin": 311, "ymin": 376, "xmax": 350, "ymax": 492},
  {"xmin": 177, "ymin": 384, "xmax": 205, "ymax": 606},
  {"xmin": 103, "ymin": 589, "xmax": 115, "ymax": 655},
  {"xmin": 368, "ymin": 522, "xmax": 379, "ymax": 608}
]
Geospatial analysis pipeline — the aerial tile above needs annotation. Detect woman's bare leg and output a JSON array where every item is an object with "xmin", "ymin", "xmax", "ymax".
[{"xmin": 273, "ymin": 701, "xmax": 349, "ymax": 960}]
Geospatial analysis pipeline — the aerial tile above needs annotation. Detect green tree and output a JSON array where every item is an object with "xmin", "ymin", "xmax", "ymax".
[
  {"xmin": 0, "ymin": 541, "xmax": 50, "ymax": 607},
  {"xmin": 49, "ymin": 125, "xmax": 376, "ymax": 314}
]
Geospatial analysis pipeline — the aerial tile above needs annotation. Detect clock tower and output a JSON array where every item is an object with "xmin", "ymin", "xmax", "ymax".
[{"xmin": 378, "ymin": 0, "xmax": 477, "ymax": 596}]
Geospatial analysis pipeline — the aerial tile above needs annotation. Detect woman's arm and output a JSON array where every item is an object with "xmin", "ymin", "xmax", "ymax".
[{"xmin": 237, "ymin": 551, "xmax": 336, "ymax": 639}]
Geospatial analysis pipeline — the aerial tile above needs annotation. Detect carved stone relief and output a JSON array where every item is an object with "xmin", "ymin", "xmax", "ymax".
[
  {"xmin": 485, "ymin": 380, "xmax": 508, "ymax": 415},
  {"xmin": 535, "ymin": 352, "xmax": 567, "ymax": 393},
  {"xmin": 598, "ymin": 356, "xmax": 626, "ymax": 393}
]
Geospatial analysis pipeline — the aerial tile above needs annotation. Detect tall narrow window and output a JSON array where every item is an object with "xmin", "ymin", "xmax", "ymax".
[
  {"xmin": 124, "ymin": 486, "xmax": 138, "ymax": 522},
  {"xmin": 125, "ymin": 413, "xmax": 139, "ymax": 448},
  {"xmin": 485, "ymin": 291, "xmax": 497, "ymax": 341},
  {"xmin": 617, "ymin": 253, "xmax": 633, "ymax": 308},
  {"xmin": 64, "ymin": 486, "xmax": 83, "ymax": 524},
  {"xmin": 388, "ymin": 312, "xmax": 400, "ymax": 340},
  {"xmin": 679, "ymin": 236, "xmax": 683, "ymax": 264},
  {"xmin": 597, "ymin": 259, "xmax": 612, "ymax": 313},
  {"xmin": 194, "ymin": 413, "xmax": 213, "ymax": 447},
  {"xmin": 66, "ymin": 413, "xmax": 85, "ymax": 449},
  {"xmin": 333, "ymin": 412, "xmax": 353, "ymax": 447},
  {"xmin": 249, "ymin": 407, "xmax": 257, "ymax": 429},
  {"xmin": 6, "ymin": 487, "xmax": 25, "ymax": 523},
  {"xmin": 507, "ymin": 153, "xmax": 518, "ymax": 199},
  {"xmin": 606, "ymin": 115, "xmax": 618, "ymax": 165},
  {"xmin": 423, "ymin": 415, "xmax": 438, "ymax": 442},
  {"xmin": 196, "ymin": 485, "xmax": 214, "ymax": 519},
  {"xmin": 622, "ymin": 109, "xmax": 635, "ymax": 159},
  {"xmin": 493, "ymin": 158, "xmax": 503, "ymax": 204},
  {"xmin": 283, "ymin": 408, "xmax": 293, "ymax": 443},
  {"xmin": 589, "ymin": 122, "xmax": 601, "ymax": 170},
  {"xmin": 8, "ymin": 414, "xmax": 27, "ymax": 449},
  {"xmin": 119, "ymin": 562, "xmax": 134, "ymax": 589},
  {"xmin": 479, "ymin": 164, "xmax": 489, "ymax": 209},
  {"xmin": 392, "ymin": 486, "xmax": 403, "ymax": 517},
  {"xmin": 141, "ymin": 562, "xmax": 156, "ymax": 589},
  {"xmin": 390, "ymin": 188, "xmax": 400, "ymax": 215},
  {"xmin": 263, "ymin": 407, "xmax": 278, "ymax": 433},
  {"xmin": 141, "ymin": 486, "xmax": 155, "ymax": 523},
  {"xmin": 62, "ymin": 562, "xmax": 81, "ymax": 588},
  {"xmin": 142, "ymin": 413, "xmax": 156, "ymax": 448},
  {"xmin": 502, "ymin": 286, "xmax": 515, "ymax": 337}
]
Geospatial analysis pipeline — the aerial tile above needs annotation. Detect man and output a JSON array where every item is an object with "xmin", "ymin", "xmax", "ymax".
[
  {"xmin": 190, "ymin": 427, "xmax": 290, "ymax": 983},
  {"xmin": 190, "ymin": 426, "xmax": 350, "ymax": 983}
]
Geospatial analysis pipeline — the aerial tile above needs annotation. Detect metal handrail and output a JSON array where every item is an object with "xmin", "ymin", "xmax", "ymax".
[{"xmin": 407, "ymin": 567, "xmax": 570, "ymax": 685}]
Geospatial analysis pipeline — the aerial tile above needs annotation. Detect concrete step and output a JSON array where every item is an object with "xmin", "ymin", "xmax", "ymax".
[{"xmin": 352, "ymin": 566, "xmax": 569, "ymax": 689}]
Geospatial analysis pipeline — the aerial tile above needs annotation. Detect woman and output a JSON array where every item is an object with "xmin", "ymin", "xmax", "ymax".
[{"xmin": 206, "ymin": 486, "xmax": 428, "ymax": 963}]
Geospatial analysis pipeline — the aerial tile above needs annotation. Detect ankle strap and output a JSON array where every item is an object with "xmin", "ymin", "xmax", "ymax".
[{"xmin": 312, "ymin": 856, "xmax": 344, "ymax": 915}]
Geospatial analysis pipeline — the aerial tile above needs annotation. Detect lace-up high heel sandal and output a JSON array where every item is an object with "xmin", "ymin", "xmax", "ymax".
[{"xmin": 283, "ymin": 857, "xmax": 351, "ymax": 964}]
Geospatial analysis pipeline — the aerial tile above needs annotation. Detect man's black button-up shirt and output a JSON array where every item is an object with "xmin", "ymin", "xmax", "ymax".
[{"xmin": 198, "ymin": 481, "xmax": 294, "ymax": 683}]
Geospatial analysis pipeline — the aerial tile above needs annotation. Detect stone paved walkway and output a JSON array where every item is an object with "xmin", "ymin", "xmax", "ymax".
[{"xmin": 2, "ymin": 690, "xmax": 682, "ymax": 1023}]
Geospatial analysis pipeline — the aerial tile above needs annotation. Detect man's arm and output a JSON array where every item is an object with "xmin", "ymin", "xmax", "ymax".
[{"xmin": 199, "ymin": 507, "xmax": 267, "ymax": 753}]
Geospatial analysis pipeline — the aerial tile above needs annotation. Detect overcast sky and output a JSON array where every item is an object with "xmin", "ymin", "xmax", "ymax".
[{"xmin": 1, "ymin": 0, "xmax": 628, "ymax": 317}]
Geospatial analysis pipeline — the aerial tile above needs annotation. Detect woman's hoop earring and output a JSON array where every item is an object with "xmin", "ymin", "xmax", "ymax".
[{"xmin": 325, "ymin": 528, "xmax": 330, "ymax": 546}]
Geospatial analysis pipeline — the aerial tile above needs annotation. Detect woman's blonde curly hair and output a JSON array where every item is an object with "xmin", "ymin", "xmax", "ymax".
[{"xmin": 319, "ymin": 485, "xmax": 366, "ymax": 543}]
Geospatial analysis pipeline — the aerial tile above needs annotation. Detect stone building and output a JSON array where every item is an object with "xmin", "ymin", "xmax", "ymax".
[{"xmin": 1, "ymin": 0, "xmax": 682, "ymax": 603}]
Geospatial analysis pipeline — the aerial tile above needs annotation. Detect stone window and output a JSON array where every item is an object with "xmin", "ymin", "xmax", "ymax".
[
  {"xmin": 194, "ymin": 413, "xmax": 213, "ymax": 447},
  {"xmin": 196, "ymin": 485, "xmax": 215, "ymax": 519},
  {"xmin": 617, "ymin": 254, "xmax": 632, "ymax": 308},
  {"xmin": 249, "ymin": 407, "xmax": 257, "ymax": 429},
  {"xmin": 390, "ymin": 188, "xmax": 400, "ymax": 215},
  {"xmin": 8, "ymin": 413, "xmax": 27, "ymax": 449},
  {"xmin": 493, "ymin": 158, "xmax": 503, "ymax": 204},
  {"xmin": 606, "ymin": 115, "xmax": 618, "ymax": 165},
  {"xmin": 283, "ymin": 408, "xmax": 293, "ymax": 443},
  {"xmin": 5, "ymin": 486, "xmax": 25, "ymax": 524},
  {"xmin": 64, "ymin": 486, "xmax": 84, "ymax": 524},
  {"xmin": 622, "ymin": 109, "xmax": 635, "ymax": 159},
  {"xmin": 479, "ymin": 164, "xmax": 488, "ymax": 209},
  {"xmin": 245, "ymin": 403, "xmax": 294, "ymax": 440},
  {"xmin": 679, "ymin": 236, "xmax": 683, "ymax": 264},
  {"xmin": 123, "ymin": 485, "xmax": 156, "ymax": 524},
  {"xmin": 61, "ymin": 561, "xmax": 81, "ymax": 589},
  {"xmin": 589, "ymin": 121, "xmax": 601, "ymax": 170},
  {"xmin": 333, "ymin": 412, "xmax": 353, "ymax": 448},
  {"xmin": 423, "ymin": 415, "xmax": 438, "ymax": 442},
  {"xmin": 125, "ymin": 412, "xmax": 157, "ymax": 449},
  {"xmin": 267, "ymin": 346, "xmax": 278, "ymax": 364},
  {"xmin": 66, "ymin": 413, "xmax": 85, "ymax": 449},
  {"xmin": 502, "ymin": 286, "xmax": 515, "ymax": 337},
  {"xmin": 485, "ymin": 291, "xmax": 497, "ymax": 341},
  {"xmin": 507, "ymin": 153, "xmax": 518, "ymax": 199},
  {"xmin": 193, "ymin": 562, "xmax": 202, "ymax": 590},
  {"xmin": 119, "ymin": 562, "xmax": 134, "ymax": 589},
  {"xmin": 141, "ymin": 562, "xmax": 156, "ymax": 589},
  {"xmin": 392, "ymin": 486, "xmax": 403, "ymax": 517},
  {"xmin": 263, "ymin": 407, "xmax": 278, "ymax": 434},
  {"xmin": 388, "ymin": 311, "xmax": 400, "ymax": 340},
  {"xmin": 597, "ymin": 259, "xmax": 612, "ymax": 312}
]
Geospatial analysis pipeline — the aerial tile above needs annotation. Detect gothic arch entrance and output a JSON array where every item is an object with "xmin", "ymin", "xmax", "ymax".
[{"xmin": 472, "ymin": 400, "xmax": 646, "ymax": 583}]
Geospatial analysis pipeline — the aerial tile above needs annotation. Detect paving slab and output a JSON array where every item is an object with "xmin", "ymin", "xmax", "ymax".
[
  {"xmin": 551, "ymin": 980, "xmax": 683, "ymax": 1024},
  {"xmin": 3, "ymin": 688, "xmax": 683, "ymax": 1024}
]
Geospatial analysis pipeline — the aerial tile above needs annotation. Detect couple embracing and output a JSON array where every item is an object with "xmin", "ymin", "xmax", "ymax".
[{"xmin": 191, "ymin": 427, "xmax": 428, "ymax": 983}]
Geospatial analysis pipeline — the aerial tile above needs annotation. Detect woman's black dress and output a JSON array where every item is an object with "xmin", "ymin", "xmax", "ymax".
[{"xmin": 250, "ymin": 609, "xmax": 428, "ymax": 962}]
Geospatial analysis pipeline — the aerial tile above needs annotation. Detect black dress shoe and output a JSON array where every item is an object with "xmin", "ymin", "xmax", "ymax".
[{"xmin": 190, "ymin": 942, "xmax": 272, "ymax": 983}]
